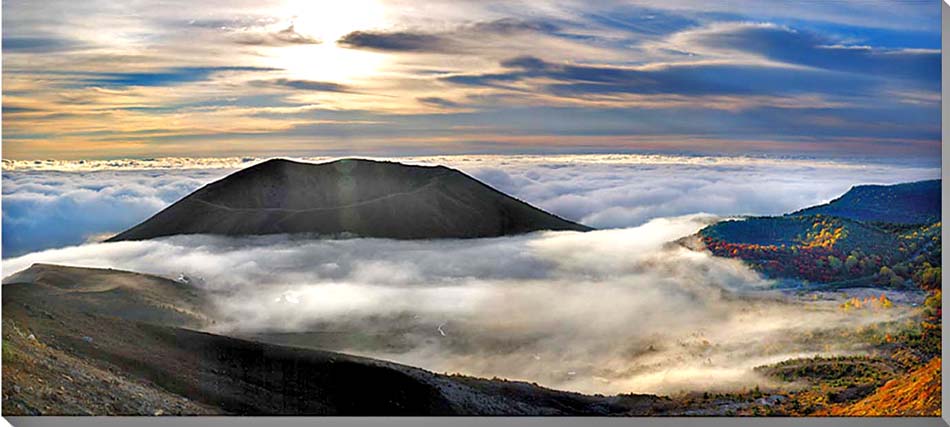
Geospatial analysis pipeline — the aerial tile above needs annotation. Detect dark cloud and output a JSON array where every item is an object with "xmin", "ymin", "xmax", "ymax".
[
  {"xmin": 3, "ymin": 36, "xmax": 82, "ymax": 52},
  {"xmin": 3, "ymin": 105, "xmax": 44, "ymax": 113},
  {"xmin": 338, "ymin": 18, "xmax": 562, "ymax": 53},
  {"xmin": 689, "ymin": 23, "xmax": 939, "ymax": 85},
  {"xmin": 75, "ymin": 66, "xmax": 276, "ymax": 87},
  {"xmin": 338, "ymin": 30, "xmax": 448, "ymax": 52},
  {"xmin": 442, "ymin": 22, "xmax": 937, "ymax": 101},
  {"xmin": 445, "ymin": 55, "xmax": 873, "ymax": 98},
  {"xmin": 468, "ymin": 18, "xmax": 560, "ymax": 35},
  {"xmin": 417, "ymin": 96, "xmax": 461, "ymax": 108},
  {"xmin": 255, "ymin": 78, "xmax": 350, "ymax": 92}
]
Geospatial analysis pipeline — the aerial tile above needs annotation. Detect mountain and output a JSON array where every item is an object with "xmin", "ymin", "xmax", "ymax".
[
  {"xmin": 2, "ymin": 263, "xmax": 668, "ymax": 415},
  {"xmin": 791, "ymin": 180, "xmax": 940, "ymax": 225},
  {"xmin": 694, "ymin": 179, "xmax": 941, "ymax": 286},
  {"xmin": 2, "ymin": 263, "xmax": 211, "ymax": 329},
  {"xmin": 107, "ymin": 158, "xmax": 590, "ymax": 242}
]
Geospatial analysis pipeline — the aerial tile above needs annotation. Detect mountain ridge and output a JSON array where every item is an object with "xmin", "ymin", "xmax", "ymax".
[{"xmin": 790, "ymin": 179, "xmax": 940, "ymax": 225}]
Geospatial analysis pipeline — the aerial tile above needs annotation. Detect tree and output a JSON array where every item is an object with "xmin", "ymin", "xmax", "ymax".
[
  {"xmin": 889, "ymin": 274, "xmax": 904, "ymax": 288},
  {"xmin": 845, "ymin": 255, "xmax": 859, "ymax": 270},
  {"xmin": 827, "ymin": 256, "xmax": 843, "ymax": 272}
]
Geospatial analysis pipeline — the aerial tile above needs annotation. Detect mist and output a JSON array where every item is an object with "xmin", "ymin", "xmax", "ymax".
[{"xmin": 1, "ymin": 214, "xmax": 914, "ymax": 395}]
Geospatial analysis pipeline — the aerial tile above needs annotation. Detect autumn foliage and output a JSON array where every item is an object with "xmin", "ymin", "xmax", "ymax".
[
  {"xmin": 699, "ymin": 215, "xmax": 940, "ymax": 287},
  {"xmin": 818, "ymin": 357, "xmax": 941, "ymax": 416}
]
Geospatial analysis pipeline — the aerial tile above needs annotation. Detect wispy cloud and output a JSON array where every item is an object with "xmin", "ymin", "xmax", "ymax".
[
  {"xmin": 73, "ymin": 66, "xmax": 277, "ymax": 88},
  {"xmin": 253, "ymin": 78, "xmax": 350, "ymax": 92},
  {"xmin": 230, "ymin": 23, "xmax": 321, "ymax": 46},
  {"xmin": 0, "ymin": 0, "xmax": 940, "ymax": 159}
]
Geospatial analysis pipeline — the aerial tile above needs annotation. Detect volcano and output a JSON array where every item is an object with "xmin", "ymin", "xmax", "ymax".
[{"xmin": 107, "ymin": 158, "xmax": 590, "ymax": 242}]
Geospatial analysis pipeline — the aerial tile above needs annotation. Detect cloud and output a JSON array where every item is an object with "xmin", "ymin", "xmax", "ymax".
[
  {"xmin": 338, "ymin": 30, "xmax": 449, "ymax": 52},
  {"xmin": 461, "ymin": 158, "xmax": 939, "ymax": 229},
  {"xmin": 3, "ymin": 36, "xmax": 84, "ymax": 53},
  {"xmin": 74, "ymin": 66, "xmax": 278, "ymax": 88},
  {"xmin": 445, "ymin": 54, "xmax": 875, "ymax": 99},
  {"xmin": 1, "ymin": 3, "xmax": 940, "ymax": 159},
  {"xmin": 416, "ymin": 96, "xmax": 461, "ymax": 109},
  {"xmin": 1, "ymin": 155, "xmax": 938, "ymax": 257},
  {"xmin": 231, "ymin": 24, "xmax": 321, "ymax": 46},
  {"xmin": 254, "ymin": 78, "xmax": 350, "ymax": 92},
  {"xmin": 440, "ymin": 21, "xmax": 938, "ymax": 109},
  {"xmin": 1, "ymin": 168, "xmax": 227, "ymax": 257},
  {"xmin": 1, "ymin": 214, "xmax": 917, "ymax": 395},
  {"xmin": 337, "ymin": 18, "xmax": 563, "ymax": 53},
  {"xmin": 669, "ymin": 22, "xmax": 939, "ymax": 86}
]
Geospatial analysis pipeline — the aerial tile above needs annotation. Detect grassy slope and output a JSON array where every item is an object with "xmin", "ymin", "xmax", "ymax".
[{"xmin": 817, "ymin": 357, "xmax": 941, "ymax": 416}]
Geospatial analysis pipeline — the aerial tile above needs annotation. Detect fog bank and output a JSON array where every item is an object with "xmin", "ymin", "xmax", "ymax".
[{"xmin": 2, "ymin": 214, "xmax": 912, "ymax": 395}]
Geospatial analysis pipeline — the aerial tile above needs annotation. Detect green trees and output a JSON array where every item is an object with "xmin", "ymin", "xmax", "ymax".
[
  {"xmin": 827, "ymin": 256, "xmax": 843, "ymax": 272},
  {"xmin": 845, "ymin": 254, "xmax": 859, "ymax": 271}
]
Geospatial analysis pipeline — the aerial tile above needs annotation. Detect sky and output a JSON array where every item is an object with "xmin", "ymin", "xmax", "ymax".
[{"xmin": 1, "ymin": 0, "xmax": 941, "ymax": 160}]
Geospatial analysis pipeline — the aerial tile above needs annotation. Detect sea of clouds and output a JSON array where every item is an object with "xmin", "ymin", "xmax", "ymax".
[{"xmin": 1, "ymin": 154, "xmax": 939, "ymax": 257}]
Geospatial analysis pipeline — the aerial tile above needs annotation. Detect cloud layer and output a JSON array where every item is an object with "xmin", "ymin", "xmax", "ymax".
[
  {"xmin": 1, "ymin": 168, "xmax": 230, "ymax": 256},
  {"xmin": 2, "ymin": 154, "xmax": 938, "ymax": 257},
  {"xmin": 2, "ymin": 214, "xmax": 916, "ymax": 395}
]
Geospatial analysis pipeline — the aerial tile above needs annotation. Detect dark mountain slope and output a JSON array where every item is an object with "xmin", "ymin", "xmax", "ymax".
[
  {"xmin": 1, "ymin": 264, "xmax": 668, "ymax": 415},
  {"xmin": 791, "ymin": 180, "xmax": 940, "ymax": 225},
  {"xmin": 2, "ymin": 263, "xmax": 210, "ymax": 329},
  {"xmin": 107, "ymin": 158, "xmax": 590, "ymax": 242}
]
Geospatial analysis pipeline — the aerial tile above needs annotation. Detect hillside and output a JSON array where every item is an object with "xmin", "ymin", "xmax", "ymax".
[
  {"xmin": 792, "ymin": 180, "xmax": 940, "ymax": 225},
  {"xmin": 696, "ymin": 180, "xmax": 941, "ymax": 286},
  {"xmin": 1, "ymin": 264, "xmax": 667, "ymax": 416},
  {"xmin": 1, "ymin": 263, "xmax": 211, "ymax": 329},
  {"xmin": 106, "ymin": 158, "xmax": 590, "ymax": 242},
  {"xmin": 817, "ymin": 357, "xmax": 941, "ymax": 416}
]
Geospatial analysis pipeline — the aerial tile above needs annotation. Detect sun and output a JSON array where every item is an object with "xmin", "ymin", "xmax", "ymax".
[
  {"xmin": 287, "ymin": 0, "xmax": 386, "ymax": 43},
  {"xmin": 267, "ymin": 0, "xmax": 390, "ymax": 82}
]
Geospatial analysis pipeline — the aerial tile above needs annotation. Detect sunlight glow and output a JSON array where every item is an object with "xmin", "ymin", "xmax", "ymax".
[{"xmin": 269, "ymin": 0, "xmax": 390, "ymax": 82}]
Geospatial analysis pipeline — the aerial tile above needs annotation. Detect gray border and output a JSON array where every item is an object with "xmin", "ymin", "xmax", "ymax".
[{"xmin": 2, "ymin": 2, "xmax": 949, "ymax": 427}]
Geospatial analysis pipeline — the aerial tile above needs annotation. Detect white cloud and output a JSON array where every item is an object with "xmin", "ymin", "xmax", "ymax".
[
  {"xmin": 2, "ymin": 214, "xmax": 916, "ymax": 395},
  {"xmin": 1, "ymin": 169, "xmax": 230, "ymax": 256},
  {"xmin": 2, "ymin": 154, "xmax": 938, "ymax": 257}
]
